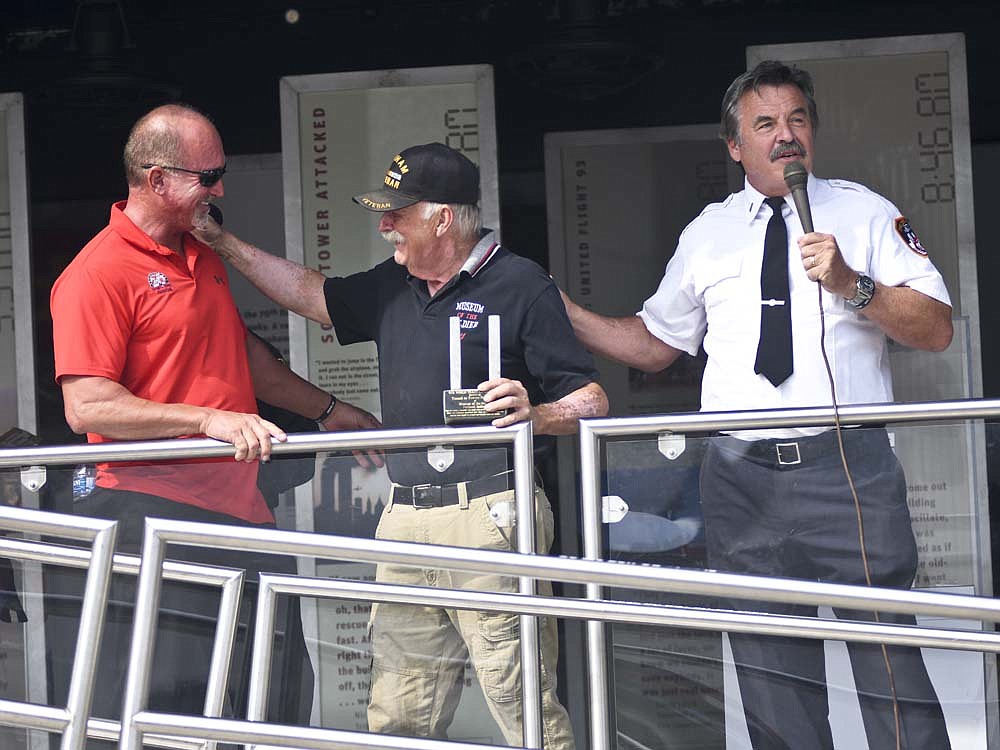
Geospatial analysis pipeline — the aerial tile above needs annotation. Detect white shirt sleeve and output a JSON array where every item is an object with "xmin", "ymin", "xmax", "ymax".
[
  {"xmin": 637, "ymin": 225, "xmax": 707, "ymax": 357},
  {"xmin": 861, "ymin": 190, "xmax": 952, "ymax": 306}
]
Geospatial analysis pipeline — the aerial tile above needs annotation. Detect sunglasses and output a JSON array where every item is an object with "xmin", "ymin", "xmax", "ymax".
[{"xmin": 141, "ymin": 163, "xmax": 227, "ymax": 187}]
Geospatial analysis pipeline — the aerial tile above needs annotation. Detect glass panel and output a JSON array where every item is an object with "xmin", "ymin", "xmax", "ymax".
[
  {"xmin": 0, "ymin": 727, "xmax": 46, "ymax": 750},
  {"xmin": 313, "ymin": 442, "xmax": 554, "ymax": 746},
  {"xmin": 603, "ymin": 434, "xmax": 723, "ymax": 749},
  {"xmin": 0, "ymin": 439, "xmax": 548, "ymax": 745},
  {"xmin": 601, "ymin": 420, "xmax": 992, "ymax": 750},
  {"xmin": 310, "ymin": 451, "xmax": 390, "ymax": 538},
  {"xmin": 0, "ymin": 459, "xmax": 321, "ymax": 746}
]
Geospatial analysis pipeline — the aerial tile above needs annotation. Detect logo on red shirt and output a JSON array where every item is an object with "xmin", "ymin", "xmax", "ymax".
[{"xmin": 147, "ymin": 271, "xmax": 173, "ymax": 293}]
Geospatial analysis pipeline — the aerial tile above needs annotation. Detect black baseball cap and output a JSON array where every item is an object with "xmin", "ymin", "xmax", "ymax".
[{"xmin": 353, "ymin": 142, "xmax": 480, "ymax": 212}]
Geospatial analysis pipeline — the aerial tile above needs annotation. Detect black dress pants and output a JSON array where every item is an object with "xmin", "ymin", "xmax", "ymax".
[{"xmin": 700, "ymin": 428, "xmax": 950, "ymax": 750}]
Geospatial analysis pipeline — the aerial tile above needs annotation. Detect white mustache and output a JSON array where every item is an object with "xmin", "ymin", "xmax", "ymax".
[{"xmin": 381, "ymin": 230, "xmax": 404, "ymax": 244}]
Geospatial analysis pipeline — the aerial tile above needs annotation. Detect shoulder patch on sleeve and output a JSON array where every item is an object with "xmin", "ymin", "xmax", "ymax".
[{"xmin": 894, "ymin": 217, "xmax": 928, "ymax": 256}]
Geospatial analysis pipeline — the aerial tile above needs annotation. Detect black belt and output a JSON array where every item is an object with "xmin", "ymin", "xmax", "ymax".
[
  {"xmin": 729, "ymin": 426, "xmax": 883, "ymax": 469},
  {"xmin": 392, "ymin": 471, "xmax": 514, "ymax": 508}
]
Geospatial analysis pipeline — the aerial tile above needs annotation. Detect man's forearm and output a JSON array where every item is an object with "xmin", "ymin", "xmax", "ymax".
[
  {"xmin": 531, "ymin": 382, "xmax": 609, "ymax": 435},
  {"xmin": 565, "ymin": 300, "xmax": 681, "ymax": 373},
  {"xmin": 246, "ymin": 332, "xmax": 332, "ymax": 418},
  {"xmin": 858, "ymin": 285, "xmax": 953, "ymax": 352},
  {"xmin": 62, "ymin": 374, "xmax": 286, "ymax": 461},
  {"xmin": 63, "ymin": 376, "xmax": 216, "ymax": 439},
  {"xmin": 215, "ymin": 232, "xmax": 332, "ymax": 325}
]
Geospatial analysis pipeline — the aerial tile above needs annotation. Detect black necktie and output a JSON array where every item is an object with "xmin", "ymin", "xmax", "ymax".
[{"xmin": 754, "ymin": 196, "xmax": 793, "ymax": 386}]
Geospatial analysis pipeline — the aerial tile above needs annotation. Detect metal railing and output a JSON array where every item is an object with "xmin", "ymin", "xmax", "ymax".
[
  {"xmin": 119, "ymin": 515, "xmax": 1000, "ymax": 750},
  {"xmin": 0, "ymin": 422, "xmax": 543, "ymax": 750},
  {"xmin": 579, "ymin": 397, "xmax": 1000, "ymax": 750},
  {"xmin": 0, "ymin": 536, "xmax": 243, "ymax": 750},
  {"xmin": 0, "ymin": 399, "xmax": 997, "ymax": 749},
  {"xmin": 0, "ymin": 506, "xmax": 116, "ymax": 750}
]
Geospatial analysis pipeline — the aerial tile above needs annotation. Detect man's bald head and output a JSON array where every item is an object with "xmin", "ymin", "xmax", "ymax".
[{"xmin": 123, "ymin": 104, "xmax": 216, "ymax": 187}]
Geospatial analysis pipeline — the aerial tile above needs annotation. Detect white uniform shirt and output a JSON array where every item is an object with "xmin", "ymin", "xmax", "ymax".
[{"xmin": 638, "ymin": 174, "xmax": 951, "ymax": 437}]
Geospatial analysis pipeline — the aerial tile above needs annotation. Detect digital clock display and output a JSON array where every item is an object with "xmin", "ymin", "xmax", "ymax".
[{"xmin": 916, "ymin": 70, "xmax": 954, "ymax": 204}]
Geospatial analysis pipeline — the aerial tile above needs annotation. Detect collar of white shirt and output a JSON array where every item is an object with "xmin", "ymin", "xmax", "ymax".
[{"xmin": 741, "ymin": 172, "xmax": 824, "ymax": 228}]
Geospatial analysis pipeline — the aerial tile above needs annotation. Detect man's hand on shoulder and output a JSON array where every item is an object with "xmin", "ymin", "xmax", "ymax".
[
  {"xmin": 557, "ymin": 286, "xmax": 574, "ymax": 314},
  {"xmin": 200, "ymin": 410, "xmax": 286, "ymax": 462},
  {"xmin": 318, "ymin": 400, "xmax": 385, "ymax": 469},
  {"xmin": 556, "ymin": 287, "xmax": 680, "ymax": 373}
]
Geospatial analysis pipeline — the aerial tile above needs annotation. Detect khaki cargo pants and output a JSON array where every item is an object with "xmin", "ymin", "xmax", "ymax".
[{"xmin": 367, "ymin": 483, "xmax": 575, "ymax": 749}]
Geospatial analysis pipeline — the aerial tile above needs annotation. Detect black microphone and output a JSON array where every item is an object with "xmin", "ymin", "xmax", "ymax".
[
  {"xmin": 207, "ymin": 203, "xmax": 224, "ymax": 226},
  {"xmin": 782, "ymin": 160, "xmax": 813, "ymax": 233}
]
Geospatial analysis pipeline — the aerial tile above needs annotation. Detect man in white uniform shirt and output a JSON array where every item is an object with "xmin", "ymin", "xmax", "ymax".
[{"xmin": 561, "ymin": 61, "xmax": 953, "ymax": 749}]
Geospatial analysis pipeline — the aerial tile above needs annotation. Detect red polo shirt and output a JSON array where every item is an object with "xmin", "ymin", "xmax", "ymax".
[{"xmin": 51, "ymin": 202, "xmax": 273, "ymax": 523}]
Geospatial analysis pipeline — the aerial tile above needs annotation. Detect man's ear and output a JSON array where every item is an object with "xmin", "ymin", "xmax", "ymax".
[
  {"xmin": 726, "ymin": 138, "xmax": 742, "ymax": 163},
  {"xmin": 434, "ymin": 204, "xmax": 454, "ymax": 237},
  {"xmin": 147, "ymin": 166, "xmax": 167, "ymax": 194}
]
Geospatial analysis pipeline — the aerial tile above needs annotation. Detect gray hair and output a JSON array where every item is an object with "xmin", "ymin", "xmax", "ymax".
[
  {"xmin": 720, "ymin": 60, "xmax": 818, "ymax": 145},
  {"xmin": 422, "ymin": 201, "xmax": 482, "ymax": 243},
  {"xmin": 123, "ymin": 103, "xmax": 213, "ymax": 187}
]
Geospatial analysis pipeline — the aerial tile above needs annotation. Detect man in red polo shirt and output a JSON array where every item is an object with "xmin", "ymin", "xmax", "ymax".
[{"xmin": 50, "ymin": 103, "xmax": 377, "ymax": 734}]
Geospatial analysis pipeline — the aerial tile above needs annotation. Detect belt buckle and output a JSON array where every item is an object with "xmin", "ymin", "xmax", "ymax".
[
  {"xmin": 776, "ymin": 442, "xmax": 801, "ymax": 466},
  {"xmin": 411, "ymin": 484, "xmax": 438, "ymax": 508}
]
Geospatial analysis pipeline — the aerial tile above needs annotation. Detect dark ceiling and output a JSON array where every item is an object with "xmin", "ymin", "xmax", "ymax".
[{"xmin": 2, "ymin": 0, "xmax": 999, "ymax": 204}]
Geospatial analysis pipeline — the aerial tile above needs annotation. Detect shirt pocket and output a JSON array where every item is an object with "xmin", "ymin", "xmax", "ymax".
[
  {"xmin": 792, "ymin": 272, "xmax": 847, "ymax": 323},
  {"xmin": 700, "ymin": 252, "xmax": 760, "ymax": 344}
]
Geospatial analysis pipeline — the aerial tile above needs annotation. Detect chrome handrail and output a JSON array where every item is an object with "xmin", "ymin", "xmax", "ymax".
[
  {"xmin": 578, "ymin": 399, "xmax": 1000, "ymax": 750},
  {"xmin": 0, "ymin": 401, "xmax": 994, "ymax": 749},
  {"xmin": 0, "ymin": 506, "xmax": 116, "ymax": 750},
  {"xmin": 579, "ymin": 397, "xmax": 1000, "ymax": 437},
  {"xmin": 119, "ymin": 518, "xmax": 1000, "ymax": 750},
  {"xmin": 118, "ymin": 422, "xmax": 543, "ymax": 750},
  {"xmin": 132, "ymin": 712, "xmax": 500, "ymax": 750},
  {"xmin": 0, "ymin": 423, "xmax": 530, "ymax": 467},
  {"xmin": 257, "ymin": 574, "xmax": 1000, "ymax": 654},
  {"xmin": 0, "ymin": 536, "xmax": 244, "ymax": 750},
  {"xmin": 120, "ymin": 515, "xmax": 1000, "ymax": 750},
  {"xmin": 0, "ymin": 397, "xmax": 997, "ymax": 469}
]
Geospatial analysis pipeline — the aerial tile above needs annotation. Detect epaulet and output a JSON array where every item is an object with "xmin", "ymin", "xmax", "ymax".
[
  {"xmin": 826, "ymin": 178, "xmax": 874, "ymax": 196},
  {"xmin": 697, "ymin": 193, "xmax": 736, "ymax": 217}
]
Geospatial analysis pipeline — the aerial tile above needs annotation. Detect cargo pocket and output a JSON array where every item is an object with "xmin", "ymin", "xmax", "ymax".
[
  {"xmin": 476, "ymin": 610, "xmax": 552, "ymax": 703},
  {"xmin": 477, "ymin": 611, "xmax": 521, "ymax": 703}
]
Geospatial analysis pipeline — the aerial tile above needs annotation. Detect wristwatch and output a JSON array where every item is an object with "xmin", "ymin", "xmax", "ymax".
[{"xmin": 846, "ymin": 273, "xmax": 875, "ymax": 309}]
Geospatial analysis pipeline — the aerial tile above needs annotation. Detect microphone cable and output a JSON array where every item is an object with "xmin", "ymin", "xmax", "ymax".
[
  {"xmin": 785, "ymin": 158, "xmax": 902, "ymax": 750},
  {"xmin": 815, "ymin": 281, "xmax": 902, "ymax": 750}
]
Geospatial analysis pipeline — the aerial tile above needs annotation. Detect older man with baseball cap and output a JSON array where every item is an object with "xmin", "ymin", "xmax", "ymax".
[{"xmin": 200, "ymin": 141, "xmax": 607, "ymax": 748}]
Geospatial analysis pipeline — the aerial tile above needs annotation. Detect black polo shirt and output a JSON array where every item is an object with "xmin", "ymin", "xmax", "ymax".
[{"xmin": 323, "ymin": 231, "xmax": 599, "ymax": 487}]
